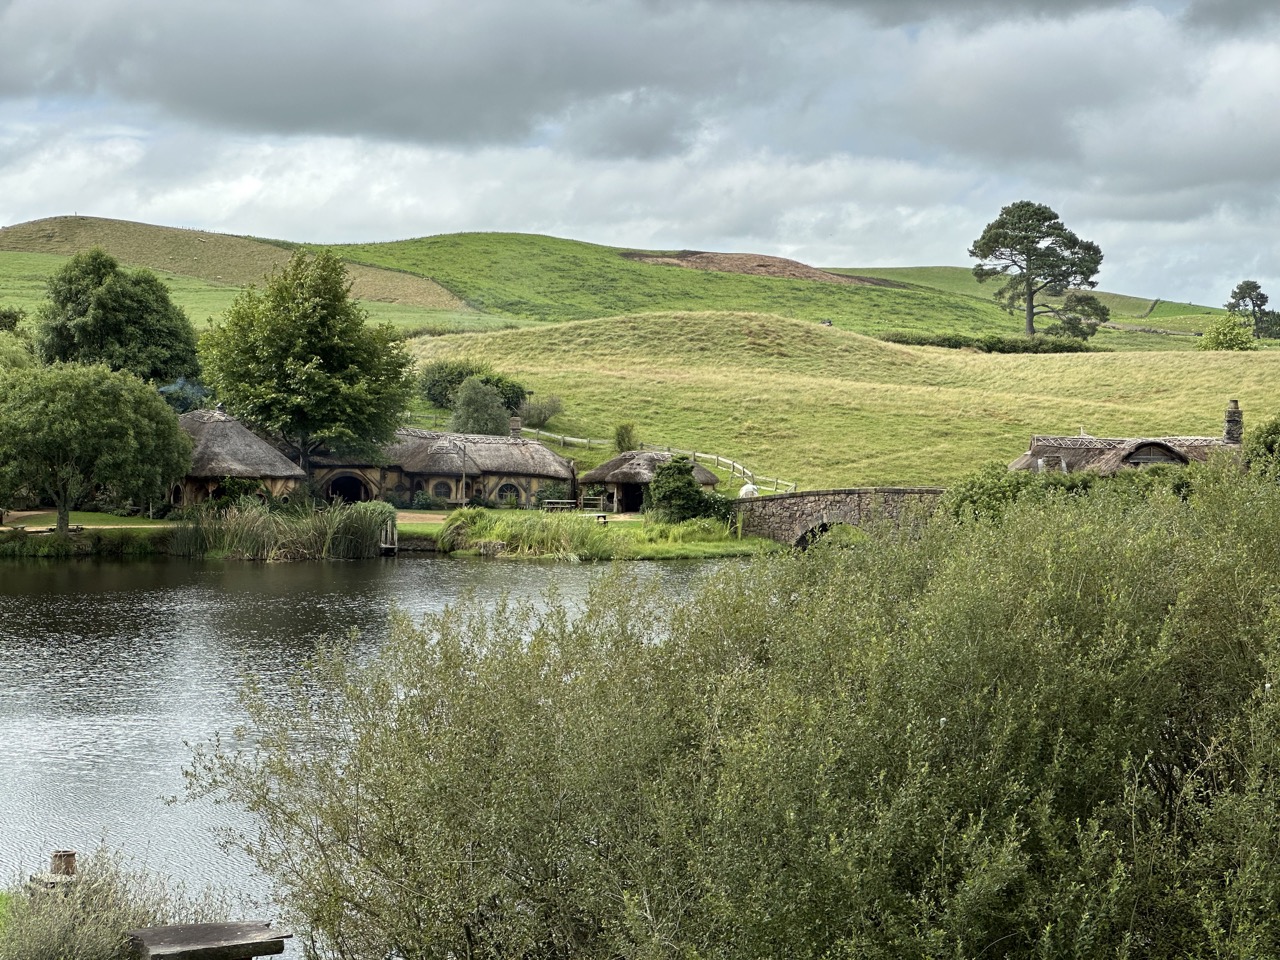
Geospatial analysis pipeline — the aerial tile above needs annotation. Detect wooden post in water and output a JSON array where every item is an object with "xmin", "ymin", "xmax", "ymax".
[{"xmin": 29, "ymin": 848, "xmax": 78, "ymax": 890}]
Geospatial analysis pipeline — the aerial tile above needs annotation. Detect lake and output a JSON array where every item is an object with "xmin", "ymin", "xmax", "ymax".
[{"xmin": 0, "ymin": 556, "xmax": 721, "ymax": 931}]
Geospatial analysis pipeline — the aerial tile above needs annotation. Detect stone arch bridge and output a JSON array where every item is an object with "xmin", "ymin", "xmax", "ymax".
[{"xmin": 734, "ymin": 487, "xmax": 946, "ymax": 546}]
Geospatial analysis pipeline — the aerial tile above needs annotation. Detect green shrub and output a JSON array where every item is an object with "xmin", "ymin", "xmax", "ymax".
[
  {"xmin": 614, "ymin": 422, "xmax": 639, "ymax": 452},
  {"xmin": 420, "ymin": 358, "xmax": 491, "ymax": 408},
  {"xmin": 447, "ymin": 377, "xmax": 511, "ymax": 435},
  {"xmin": 1245, "ymin": 416, "xmax": 1280, "ymax": 473},
  {"xmin": 534, "ymin": 480, "xmax": 569, "ymax": 507},
  {"xmin": 411, "ymin": 490, "xmax": 451, "ymax": 510},
  {"xmin": 941, "ymin": 460, "xmax": 1192, "ymax": 522},
  {"xmin": 0, "ymin": 847, "xmax": 232, "ymax": 960},
  {"xmin": 419, "ymin": 359, "xmax": 527, "ymax": 412},
  {"xmin": 646, "ymin": 455, "xmax": 727, "ymax": 522},
  {"xmin": 517, "ymin": 394, "xmax": 563, "ymax": 429},
  {"xmin": 1199, "ymin": 313, "xmax": 1258, "ymax": 351},
  {"xmin": 877, "ymin": 330, "xmax": 1101, "ymax": 353}
]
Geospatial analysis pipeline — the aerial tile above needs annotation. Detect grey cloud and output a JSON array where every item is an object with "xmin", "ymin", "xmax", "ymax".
[
  {"xmin": 737, "ymin": 0, "xmax": 1189, "ymax": 27},
  {"xmin": 1182, "ymin": 0, "xmax": 1280, "ymax": 30},
  {"xmin": 0, "ymin": 0, "xmax": 797, "ymax": 157}
]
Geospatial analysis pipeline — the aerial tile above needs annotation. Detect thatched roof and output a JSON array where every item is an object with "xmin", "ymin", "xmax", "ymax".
[
  {"xmin": 313, "ymin": 429, "xmax": 574, "ymax": 481},
  {"xmin": 580, "ymin": 451, "xmax": 719, "ymax": 486},
  {"xmin": 1010, "ymin": 435, "xmax": 1227, "ymax": 476},
  {"xmin": 180, "ymin": 410, "xmax": 306, "ymax": 480}
]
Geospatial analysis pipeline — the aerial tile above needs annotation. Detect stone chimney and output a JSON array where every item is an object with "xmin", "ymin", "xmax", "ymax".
[
  {"xmin": 509, "ymin": 416, "xmax": 522, "ymax": 439},
  {"xmin": 1224, "ymin": 399, "xmax": 1243, "ymax": 445}
]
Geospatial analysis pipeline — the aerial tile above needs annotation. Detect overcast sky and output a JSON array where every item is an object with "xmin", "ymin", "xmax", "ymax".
[{"xmin": 1, "ymin": 0, "xmax": 1277, "ymax": 304}]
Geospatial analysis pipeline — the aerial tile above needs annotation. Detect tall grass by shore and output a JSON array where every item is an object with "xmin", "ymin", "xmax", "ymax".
[
  {"xmin": 169, "ymin": 499, "xmax": 395, "ymax": 561},
  {"xmin": 438, "ymin": 508, "xmax": 773, "ymax": 560}
]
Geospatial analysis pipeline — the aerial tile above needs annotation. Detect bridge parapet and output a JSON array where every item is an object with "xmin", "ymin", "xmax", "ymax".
[{"xmin": 735, "ymin": 486, "xmax": 945, "ymax": 545}]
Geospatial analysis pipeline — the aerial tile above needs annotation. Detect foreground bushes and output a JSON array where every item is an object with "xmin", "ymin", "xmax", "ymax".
[
  {"xmin": 0, "ymin": 847, "xmax": 231, "ymax": 960},
  {"xmin": 191, "ymin": 459, "xmax": 1280, "ymax": 958}
]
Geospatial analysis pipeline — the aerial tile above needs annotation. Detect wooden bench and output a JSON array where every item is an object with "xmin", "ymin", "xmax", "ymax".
[
  {"xmin": 541, "ymin": 500, "xmax": 577, "ymax": 512},
  {"xmin": 126, "ymin": 922, "xmax": 291, "ymax": 959},
  {"xmin": 595, "ymin": 514, "xmax": 609, "ymax": 525}
]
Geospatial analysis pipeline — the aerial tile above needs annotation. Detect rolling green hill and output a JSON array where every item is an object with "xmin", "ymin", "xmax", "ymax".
[
  {"xmin": 409, "ymin": 311, "xmax": 1272, "ymax": 489},
  {"xmin": 1, "ymin": 215, "xmax": 1268, "ymax": 489},
  {"xmin": 325, "ymin": 233, "xmax": 1019, "ymax": 337}
]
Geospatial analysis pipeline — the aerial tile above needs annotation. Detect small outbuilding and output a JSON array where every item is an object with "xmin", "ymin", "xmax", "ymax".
[
  {"xmin": 579, "ymin": 450, "xmax": 720, "ymax": 513},
  {"xmin": 1010, "ymin": 400, "xmax": 1244, "ymax": 475},
  {"xmin": 176, "ymin": 408, "xmax": 307, "ymax": 505}
]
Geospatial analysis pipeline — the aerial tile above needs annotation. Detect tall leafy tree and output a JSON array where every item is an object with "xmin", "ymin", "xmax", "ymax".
[
  {"xmin": 1225, "ymin": 279, "xmax": 1280, "ymax": 338},
  {"xmin": 33, "ymin": 248, "xmax": 200, "ymax": 382},
  {"xmin": 199, "ymin": 250, "xmax": 415, "ymax": 474},
  {"xmin": 970, "ymin": 201, "xmax": 1106, "ymax": 336},
  {"xmin": 0, "ymin": 364, "xmax": 191, "ymax": 533}
]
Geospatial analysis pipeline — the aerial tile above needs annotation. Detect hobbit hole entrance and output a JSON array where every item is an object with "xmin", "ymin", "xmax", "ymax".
[{"xmin": 328, "ymin": 475, "xmax": 370, "ymax": 503}]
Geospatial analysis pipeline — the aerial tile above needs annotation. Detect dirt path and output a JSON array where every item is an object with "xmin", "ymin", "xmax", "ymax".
[{"xmin": 620, "ymin": 250, "xmax": 906, "ymax": 287}]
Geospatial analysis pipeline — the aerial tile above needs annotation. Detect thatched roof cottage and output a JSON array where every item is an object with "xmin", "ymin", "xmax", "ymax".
[
  {"xmin": 176, "ymin": 408, "xmax": 307, "ymax": 504},
  {"xmin": 311, "ymin": 428, "xmax": 575, "ymax": 506},
  {"xmin": 579, "ymin": 450, "xmax": 719, "ymax": 513},
  {"xmin": 1010, "ymin": 400, "xmax": 1244, "ymax": 475}
]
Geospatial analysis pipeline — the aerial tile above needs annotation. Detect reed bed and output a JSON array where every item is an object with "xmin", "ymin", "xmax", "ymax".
[
  {"xmin": 438, "ymin": 509, "xmax": 759, "ymax": 560},
  {"xmin": 169, "ymin": 499, "xmax": 395, "ymax": 560},
  {"xmin": 439, "ymin": 508, "xmax": 621, "ymax": 560}
]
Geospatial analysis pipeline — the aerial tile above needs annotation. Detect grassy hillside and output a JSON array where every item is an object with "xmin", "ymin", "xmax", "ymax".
[
  {"xmin": 0, "ymin": 216, "xmax": 466, "ymax": 309},
  {"xmin": 836, "ymin": 265, "xmax": 1224, "ymax": 335},
  {"xmin": 0, "ymin": 250, "xmax": 493, "ymax": 332},
  {"xmin": 326, "ymin": 233, "xmax": 1019, "ymax": 336},
  {"xmin": 1, "ymin": 218, "xmax": 1222, "ymax": 348},
  {"xmin": 410, "ymin": 311, "xmax": 1275, "ymax": 488}
]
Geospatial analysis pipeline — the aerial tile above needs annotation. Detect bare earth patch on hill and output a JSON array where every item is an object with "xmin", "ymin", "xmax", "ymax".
[
  {"xmin": 0, "ymin": 216, "xmax": 469, "ymax": 311},
  {"xmin": 621, "ymin": 250, "xmax": 906, "ymax": 287}
]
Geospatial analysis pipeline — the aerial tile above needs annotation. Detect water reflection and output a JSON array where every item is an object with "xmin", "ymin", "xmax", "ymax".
[{"xmin": 0, "ymin": 556, "xmax": 719, "ymax": 929}]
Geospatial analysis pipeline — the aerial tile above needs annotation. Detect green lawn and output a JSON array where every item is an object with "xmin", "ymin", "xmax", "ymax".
[{"xmin": 3, "ymin": 510, "xmax": 174, "ymax": 528}]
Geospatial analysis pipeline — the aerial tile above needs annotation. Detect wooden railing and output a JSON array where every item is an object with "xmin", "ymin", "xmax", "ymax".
[{"xmin": 523, "ymin": 429, "xmax": 798, "ymax": 493}]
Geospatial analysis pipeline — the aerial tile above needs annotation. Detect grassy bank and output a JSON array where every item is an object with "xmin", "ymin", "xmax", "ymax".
[
  {"xmin": 0, "ymin": 526, "xmax": 167, "ymax": 558},
  {"xmin": 437, "ymin": 507, "xmax": 776, "ymax": 560}
]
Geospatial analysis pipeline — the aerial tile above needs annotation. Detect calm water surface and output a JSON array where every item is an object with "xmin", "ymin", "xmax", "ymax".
[{"xmin": 0, "ymin": 556, "xmax": 720, "ymax": 929}]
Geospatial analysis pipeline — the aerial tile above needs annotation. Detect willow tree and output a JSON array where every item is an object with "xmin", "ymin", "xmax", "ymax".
[
  {"xmin": 970, "ymin": 201, "xmax": 1106, "ymax": 337},
  {"xmin": 199, "ymin": 251, "xmax": 415, "ymax": 475}
]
